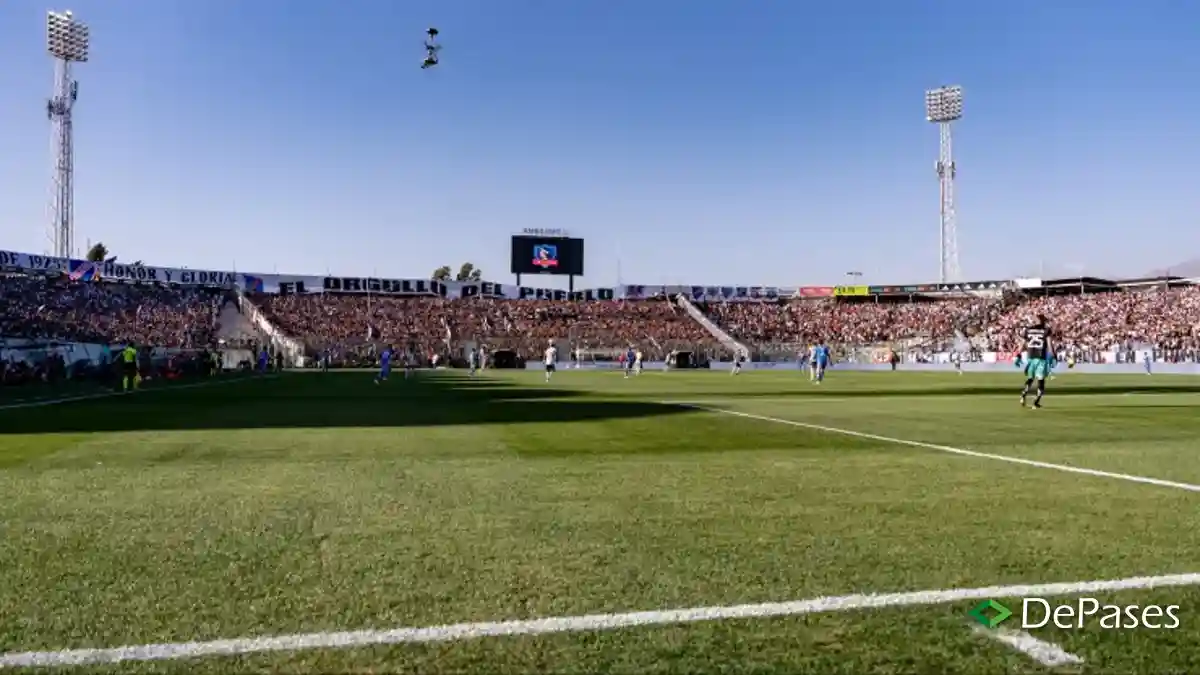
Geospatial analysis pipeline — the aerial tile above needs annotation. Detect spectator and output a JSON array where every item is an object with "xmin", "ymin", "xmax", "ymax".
[
  {"xmin": 1, "ymin": 275, "xmax": 222, "ymax": 348},
  {"xmin": 253, "ymin": 293, "xmax": 720, "ymax": 362},
  {"xmin": 702, "ymin": 288, "xmax": 1200, "ymax": 362},
  {"xmin": 7, "ymin": 268, "xmax": 1200, "ymax": 372}
]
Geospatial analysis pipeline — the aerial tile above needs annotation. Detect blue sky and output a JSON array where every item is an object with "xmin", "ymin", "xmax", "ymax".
[{"xmin": 2, "ymin": 0, "xmax": 1198, "ymax": 288}]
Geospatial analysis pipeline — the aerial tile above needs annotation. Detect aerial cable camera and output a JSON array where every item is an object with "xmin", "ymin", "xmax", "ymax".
[{"xmin": 421, "ymin": 27, "xmax": 440, "ymax": 69}]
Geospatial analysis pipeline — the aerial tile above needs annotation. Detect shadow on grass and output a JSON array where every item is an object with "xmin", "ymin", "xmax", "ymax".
[{"xmin": 0, "ymin": 372, "xmax": 693, "ymax": 434}]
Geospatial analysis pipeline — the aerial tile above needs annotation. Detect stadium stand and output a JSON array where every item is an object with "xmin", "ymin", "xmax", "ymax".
[
  {"xmin": 252, "ymin": 294, "xmax": 719, "ymax": 364},
  {"xmin": 696, "ymin": 297, "xmax": 1006, "ymax": 348},
  {"xmin": 0, "ymin": 273, "xmax": 239, "ymax": 387},
  {"xmin": 982, "ymin": 287, "xmax": 1200, "ymax": 361},
  {"xmin": 4, "ymin": 251, "xmax": 1200, "ymax": 391},
  {"xmin": 699, "ymin": 285, "xmax": 1200, "ymax": 364},
  {"xmin": 1, "ymin": 275, "xmax": 223, "ymax": 347}
]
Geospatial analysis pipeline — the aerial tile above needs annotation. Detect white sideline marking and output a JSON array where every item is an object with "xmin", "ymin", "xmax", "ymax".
[
  {"xmin": 0, "ymin": 573, "xmax": 1197, "ymax": 669},
  {"xmin": 972, "ymin": 625, "xmax": 1084, "ymax": 668},
  {"xmin": 676, "ymin": 403, "xmax": 1200, "ymax": 493},
  {"xmin": 0, "ymin": 375, "xmax": 277, "ymax": 412}
]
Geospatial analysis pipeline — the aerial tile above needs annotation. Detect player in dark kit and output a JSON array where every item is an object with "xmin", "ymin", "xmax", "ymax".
[{"xmin": 1019, "ymin": 314, "xmax": 1052, "ymax": 409}]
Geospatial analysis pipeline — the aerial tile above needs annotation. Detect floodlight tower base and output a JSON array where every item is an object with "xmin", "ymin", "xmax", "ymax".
[
  {"xmin": 48, "ymin": 57, "xmax": 75, "ymax": 260},
  {"xmin": 936, "ymin": 121, "xmax": 959, "ymax": 284}
]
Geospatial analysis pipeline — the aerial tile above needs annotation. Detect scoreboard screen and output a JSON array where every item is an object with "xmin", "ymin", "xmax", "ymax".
[{"xmin": 509, "ymin": 236, "xmax": 584, "ymax": 276}]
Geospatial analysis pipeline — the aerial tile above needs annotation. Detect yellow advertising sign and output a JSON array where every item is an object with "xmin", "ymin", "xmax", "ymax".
[{"xmin": 833, "ymin": 285, "xmax": 869, "ymax": 297}]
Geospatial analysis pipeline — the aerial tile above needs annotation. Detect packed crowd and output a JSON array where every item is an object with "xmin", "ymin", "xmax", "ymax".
[
  {"xmin": 982, "ymin": 288, "xmax": 1200, "ymax": 359},
  {"xmin": 5, "ymin": 270, "xmax": 1200, "ymax": 367},
  {"xmin": 1, "ymin": 275, "xmax": 224, "ymax": 348},
  {"xmin": 702, "ymin": 287, "xmax": 1200, "ymax": 359},
  {"xmin": 252, "ymin": 293, "xmax": 719, "ymax": 361},
  {"xmin": 699, "ymin": 298, "xmax": 1004, "ymax": 347}
]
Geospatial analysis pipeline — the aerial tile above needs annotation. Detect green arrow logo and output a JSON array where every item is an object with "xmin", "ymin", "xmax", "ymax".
[{"xmin": 968, "ymin": 599, "xmax": 1013, "ymax": 628}]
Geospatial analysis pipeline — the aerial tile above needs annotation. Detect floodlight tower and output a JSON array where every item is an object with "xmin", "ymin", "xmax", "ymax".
[
  {"xmin": 925, "ymin": 85, "xmax": 963, "ymax": 284},
  {"xmin": 46, "ymin": 10, "xmax": 89, "ymax": 259}
]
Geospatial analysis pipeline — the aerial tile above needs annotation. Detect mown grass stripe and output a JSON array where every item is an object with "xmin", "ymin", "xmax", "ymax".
[{"xmin": 2, "ymin": 573, "xmax": 1197, "ymax": 668}]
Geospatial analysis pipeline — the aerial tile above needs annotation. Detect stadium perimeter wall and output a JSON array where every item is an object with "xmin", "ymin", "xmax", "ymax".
[
  {"xmin": 526, "ymin": 361, "xmax": 1200, "ymax": 375},
  {"xmin": 703, "ymin": 362, "xmax": 1200, "ymax": 375},
  {"xmin": 1, "ymin": 338, "xmax": 249, "ymax": 370}
]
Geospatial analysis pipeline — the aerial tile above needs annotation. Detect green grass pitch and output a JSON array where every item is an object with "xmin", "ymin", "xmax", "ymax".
[{"xmin": 1, "ymin": 368, "xmax": 1198, "ymax": 673}]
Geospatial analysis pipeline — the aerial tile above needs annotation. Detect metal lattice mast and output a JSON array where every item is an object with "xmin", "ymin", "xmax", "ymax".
[
  {"xmin": 46, "ymin": 10, "xmax": 89, "ymax": 259},
  {"xmin": 925, "ymin": 85, "xmax": 962, "ymax": 284}
]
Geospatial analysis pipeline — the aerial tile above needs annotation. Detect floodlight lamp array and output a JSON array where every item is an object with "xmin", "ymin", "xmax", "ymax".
[
  {"xmin": 925, "ymin": 85, "xmax": 963, "ymax": 123},
  {"xmin": 47, "ymin": 11, "xmax": 90, "ymax": 62}
]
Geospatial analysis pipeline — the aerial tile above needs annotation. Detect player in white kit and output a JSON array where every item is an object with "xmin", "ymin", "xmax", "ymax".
[
  {"xmin": 732, "ymin": 350, "xmax": 746, "ymax": 375},
  {"xmin": 403, "ymin": 347, "xmax": 416, "ymax": 379},
  {"xmin": 544, "ymin": 341, "xmax": 557, "ymax": 382}
]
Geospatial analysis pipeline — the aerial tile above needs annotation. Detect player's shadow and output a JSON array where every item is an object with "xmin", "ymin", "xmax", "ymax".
[{"xmin": 0, "ymin": 372, "xmax": 693, "ymax": 435}]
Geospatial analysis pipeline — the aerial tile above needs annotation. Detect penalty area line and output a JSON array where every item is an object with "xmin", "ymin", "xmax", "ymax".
[
  {"xmin": 672, "ymin": 403, "xmax": 1200, "ymax": 494},
  {"xmin": 1, "ymin": 573, "xmax": 1198, "ymax": 668}
]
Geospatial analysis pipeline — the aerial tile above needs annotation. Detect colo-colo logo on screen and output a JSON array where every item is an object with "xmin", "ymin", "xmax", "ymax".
[{"xmin": 970, "ymin": 598, "xmax": 1181, "ymax": 629}]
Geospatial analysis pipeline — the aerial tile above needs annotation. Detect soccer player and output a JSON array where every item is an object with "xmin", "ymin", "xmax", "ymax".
[
  {"xmin": 375, "ymin": 345, "xmax": 392, "ymax": 384},
  {"xmin": 731, "ymin": 350, "xmax": 746, "ymax": 375},
  {"xmin": 1019, "ymin": 315, "xmax": 1052, "ymax": 409},
  {"xmin": 813, "ymin": 342, "xmax": 831, "ymax": 384},
  {"xmin": 951, "ymin": 351, "xmax": 963, "ymax": 375},
  {"xmin": 404, "ymin": 345, "xmax": 416, "ymax": 379},
  {"xmin": 479, "ymin": 345, "xmax": 488, "ymax": 372},
  {"xmin": 624, "ymin": 346, "xmax": 636, "ymax": 379},
  {"xmin": 468, "ymin": 347, "xmax": 479, "ymax": 377},
  {"xmin": 544, "ymin": 340, "xmax": 557, "ymax": 382},
  {"xmin": 1144, "ymin": 351, "xmax": 1153, "ymax": 375},
  {"xmin": 634, "ymin": 348, "xmax": 643, "ymax": 376},
  {"xmin": 808, "ymin": 344, "xmax": 820, "ymax": 381}
]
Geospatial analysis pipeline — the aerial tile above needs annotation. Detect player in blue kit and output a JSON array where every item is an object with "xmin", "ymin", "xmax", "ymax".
[
  {"xmin": 813, "ymin": 342, "xmax": 831, "ymax": 384},
  {"xmin": 624, "ymin": 346, "xmax": 636, "ymax": 379},
  {"xmin": 375, "ymin": 345, "xmax": 392, "ymax": 384}
]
